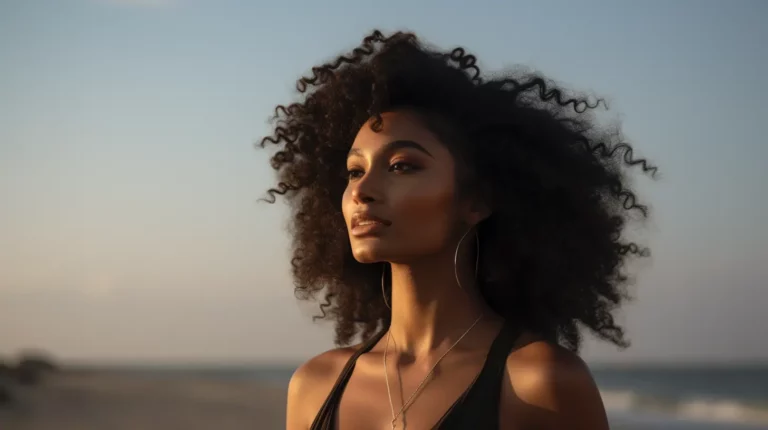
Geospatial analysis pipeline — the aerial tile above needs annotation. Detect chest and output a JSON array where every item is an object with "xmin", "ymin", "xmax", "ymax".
[{"xmin": 334, "ymin": 352, "xmax": 488, "ymax": 430}]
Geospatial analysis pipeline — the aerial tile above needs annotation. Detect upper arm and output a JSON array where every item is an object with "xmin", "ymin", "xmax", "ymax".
[
  {"xmin": 285, "ymin": 361, "xmax": 313, "ymax": 430},
  {"xmin": 501, "ymin": 342, "xmax": 609, "ymax": 430}
]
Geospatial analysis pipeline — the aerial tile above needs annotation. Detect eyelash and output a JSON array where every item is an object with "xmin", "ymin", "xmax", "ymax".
[{"xmin": 346, "ymin": 162, "xmax": 419, "ymax": 180}]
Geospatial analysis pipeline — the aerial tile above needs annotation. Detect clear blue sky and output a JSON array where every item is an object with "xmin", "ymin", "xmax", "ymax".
[{"xmin": 1, "ymin": 0, "xmax": 766, "ymax": 364}]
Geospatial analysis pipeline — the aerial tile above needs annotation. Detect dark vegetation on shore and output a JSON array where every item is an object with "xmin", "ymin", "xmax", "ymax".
[{"xmin": 0, "ymin": 351, "xmax": 58, "ymax": 406}]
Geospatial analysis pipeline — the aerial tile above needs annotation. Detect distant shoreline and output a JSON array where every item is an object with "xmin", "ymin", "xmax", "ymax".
[
  {"xmin": 57, "ymin": 360, "xmax": 768, "ymax": 370},
  {"xmin": 0, "ymin": 370, "xmax": 288, "ymax": 430}
]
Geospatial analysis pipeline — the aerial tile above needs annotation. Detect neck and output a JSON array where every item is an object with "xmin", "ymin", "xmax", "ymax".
[{"xmin": 387, "ymin": 250, "xmax": 493, "ymax": 357}]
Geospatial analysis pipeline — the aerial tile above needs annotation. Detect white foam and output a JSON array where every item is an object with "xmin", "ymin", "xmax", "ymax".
[
  {"xmin": 600, "ymin": 389, "xmax": 768, "ymax": 426},
  {"xmin": 677, "ymin": 399, "xmax": 768, "ymax": 425},
  {"xmin": 600, "ymin": 389, "xmax": 637, "ymax": 411}
]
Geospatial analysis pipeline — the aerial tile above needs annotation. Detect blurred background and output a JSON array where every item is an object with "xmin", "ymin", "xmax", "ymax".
[{"xmin": 1, "ymin": 0, "xmax": 766, "ymax": 429}]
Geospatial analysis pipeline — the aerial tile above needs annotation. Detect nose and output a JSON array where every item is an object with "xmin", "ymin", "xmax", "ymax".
[{"xmin": 350, "ymin": 172, "xmax": 380, "ymax": 204}]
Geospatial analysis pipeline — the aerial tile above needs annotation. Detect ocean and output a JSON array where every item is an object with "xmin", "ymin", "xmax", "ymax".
[
  {"xmin": 71, "ymin": 363, "xmax": 768, "ymax": 429},
  {"xmin": 592, "ymin": 365, "xmax": 768, "ymax": 429}
]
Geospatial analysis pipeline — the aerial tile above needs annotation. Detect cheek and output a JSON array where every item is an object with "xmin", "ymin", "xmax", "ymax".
[
  {"xmin": 392, "ymin": 180, "xmax": 457, "ymax": 246},
  {"xmin": 341, "ymin": 187, "xmax": 353, "ymax": 225}
]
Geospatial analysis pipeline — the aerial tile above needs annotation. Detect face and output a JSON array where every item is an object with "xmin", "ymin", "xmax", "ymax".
[{"xmin": 342, "ymin": 110, "xmax": 471, "ymax": 264}]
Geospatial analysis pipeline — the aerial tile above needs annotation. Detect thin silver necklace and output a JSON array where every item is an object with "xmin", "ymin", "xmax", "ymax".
[{"xmin": 382, "ymin": 314, "xmax": 484, "ymax": 429}]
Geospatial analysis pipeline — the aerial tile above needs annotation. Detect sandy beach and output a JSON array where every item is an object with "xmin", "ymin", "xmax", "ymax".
[{"xmin": 0, "ymin": 371, "xmax": 288, "ymax": 430}]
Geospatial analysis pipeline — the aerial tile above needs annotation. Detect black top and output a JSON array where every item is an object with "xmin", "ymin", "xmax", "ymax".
[{"xmin": 310, "ymin": 320, "xmax": 521, "ymax": 429}]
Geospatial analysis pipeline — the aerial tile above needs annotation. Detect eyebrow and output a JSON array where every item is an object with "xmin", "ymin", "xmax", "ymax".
[{"xmin": 347, "ymin": 139, "xmax": 434, "ymax": 160}]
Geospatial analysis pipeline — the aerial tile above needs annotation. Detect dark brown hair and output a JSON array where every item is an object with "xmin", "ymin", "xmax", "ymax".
[{"xmin": 259, "ymin": 30, "xmax": 657, "ymax": 352}]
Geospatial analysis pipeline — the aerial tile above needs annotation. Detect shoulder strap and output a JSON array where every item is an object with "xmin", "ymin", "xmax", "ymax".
[
  {"xmin": 310, "ymin": 326, "xmax": 388, "ymax": 430},
  {"xmin": 436, "ymin": 320, "xmax": 521, "ymax": 429}
]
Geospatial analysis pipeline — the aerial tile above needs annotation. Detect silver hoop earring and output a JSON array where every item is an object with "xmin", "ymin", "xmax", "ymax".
[
  {"xmin": 381, "ymin": 264, "xmax": 391, "ymax": 309},
  {"xmin": 454, "ymin": 228, "xmax": 480, "ymax": 291}
]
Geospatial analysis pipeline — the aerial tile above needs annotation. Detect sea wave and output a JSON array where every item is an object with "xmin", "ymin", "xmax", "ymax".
[{"xmin": 601, "ymin": 389, "xmax": 768, "ymax": 426}]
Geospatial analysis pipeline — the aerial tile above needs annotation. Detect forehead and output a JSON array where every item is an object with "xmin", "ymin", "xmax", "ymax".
[{"xmin": 351, "ymin": 110, "xmax": 448, "ymax": 155}]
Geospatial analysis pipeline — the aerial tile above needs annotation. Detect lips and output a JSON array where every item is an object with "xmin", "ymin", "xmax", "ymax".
[{"xmin": 350, "ymin": 212, "xmax": 391, "ymax": 237}]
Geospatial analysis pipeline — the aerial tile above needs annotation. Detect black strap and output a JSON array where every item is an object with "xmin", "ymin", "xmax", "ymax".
[
  {"xmin": 435, "ymin": 320, "xmax": 521, "ymax": 429},
  {"xmin": 310, "ymin": 327, "xmax": 388, "ymax": 430}
]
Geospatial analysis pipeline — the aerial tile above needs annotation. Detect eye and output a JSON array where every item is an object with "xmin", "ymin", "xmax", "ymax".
[
  {"xmin": 346, "ymin": 168, "xmax": 364, "ymax": 180},
  {"xmin": 389, "ymin": 162, "xmax": 417, "ymax": 173}
]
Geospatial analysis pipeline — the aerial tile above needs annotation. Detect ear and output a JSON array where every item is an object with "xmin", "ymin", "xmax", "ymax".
[
  {"xmin": 467, "ymin": 200, "xmax": 492, "ymax": 226},
  {"xmin": 465, "ymin": 184, "xmax": 492, "ymax": 226}
]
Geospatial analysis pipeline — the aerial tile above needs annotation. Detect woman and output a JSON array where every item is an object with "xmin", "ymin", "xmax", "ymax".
[{"xmin": 261, "ymin": 30, "xmax": 657, "ymax": 430}]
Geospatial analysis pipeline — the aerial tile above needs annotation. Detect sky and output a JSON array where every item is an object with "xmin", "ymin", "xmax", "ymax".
[{"xmin": 0, "ymin": 0, "xmax": 766, "ymax": 365}]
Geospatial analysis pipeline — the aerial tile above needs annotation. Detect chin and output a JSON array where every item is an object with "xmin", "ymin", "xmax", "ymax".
[{"xmin": 350, "ymin": 240, "xmax": 388, "ymax": 264}]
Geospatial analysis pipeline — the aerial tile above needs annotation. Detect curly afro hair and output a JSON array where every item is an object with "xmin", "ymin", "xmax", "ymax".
[{"xmin": 259, "ymin": 30, "xmax": 657, "ymax": 352}]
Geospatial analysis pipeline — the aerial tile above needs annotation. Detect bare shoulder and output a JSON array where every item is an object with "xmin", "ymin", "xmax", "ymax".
[
  {"xmin": 285, "ymin": 344, "xmax": 361, "ymax": 430},
  {"xmin": 289, "ymin": 345, "xmax": 358, "ymax": 389},
  {"xmin": 500, "ymin": 337, "xmax": 609, "ymax": 430}
]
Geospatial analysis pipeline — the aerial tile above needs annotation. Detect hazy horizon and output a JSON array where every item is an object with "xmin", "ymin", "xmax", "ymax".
[{"xmin": 2, "ymin": 0, "xmax": 767, "ymax": 365}]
